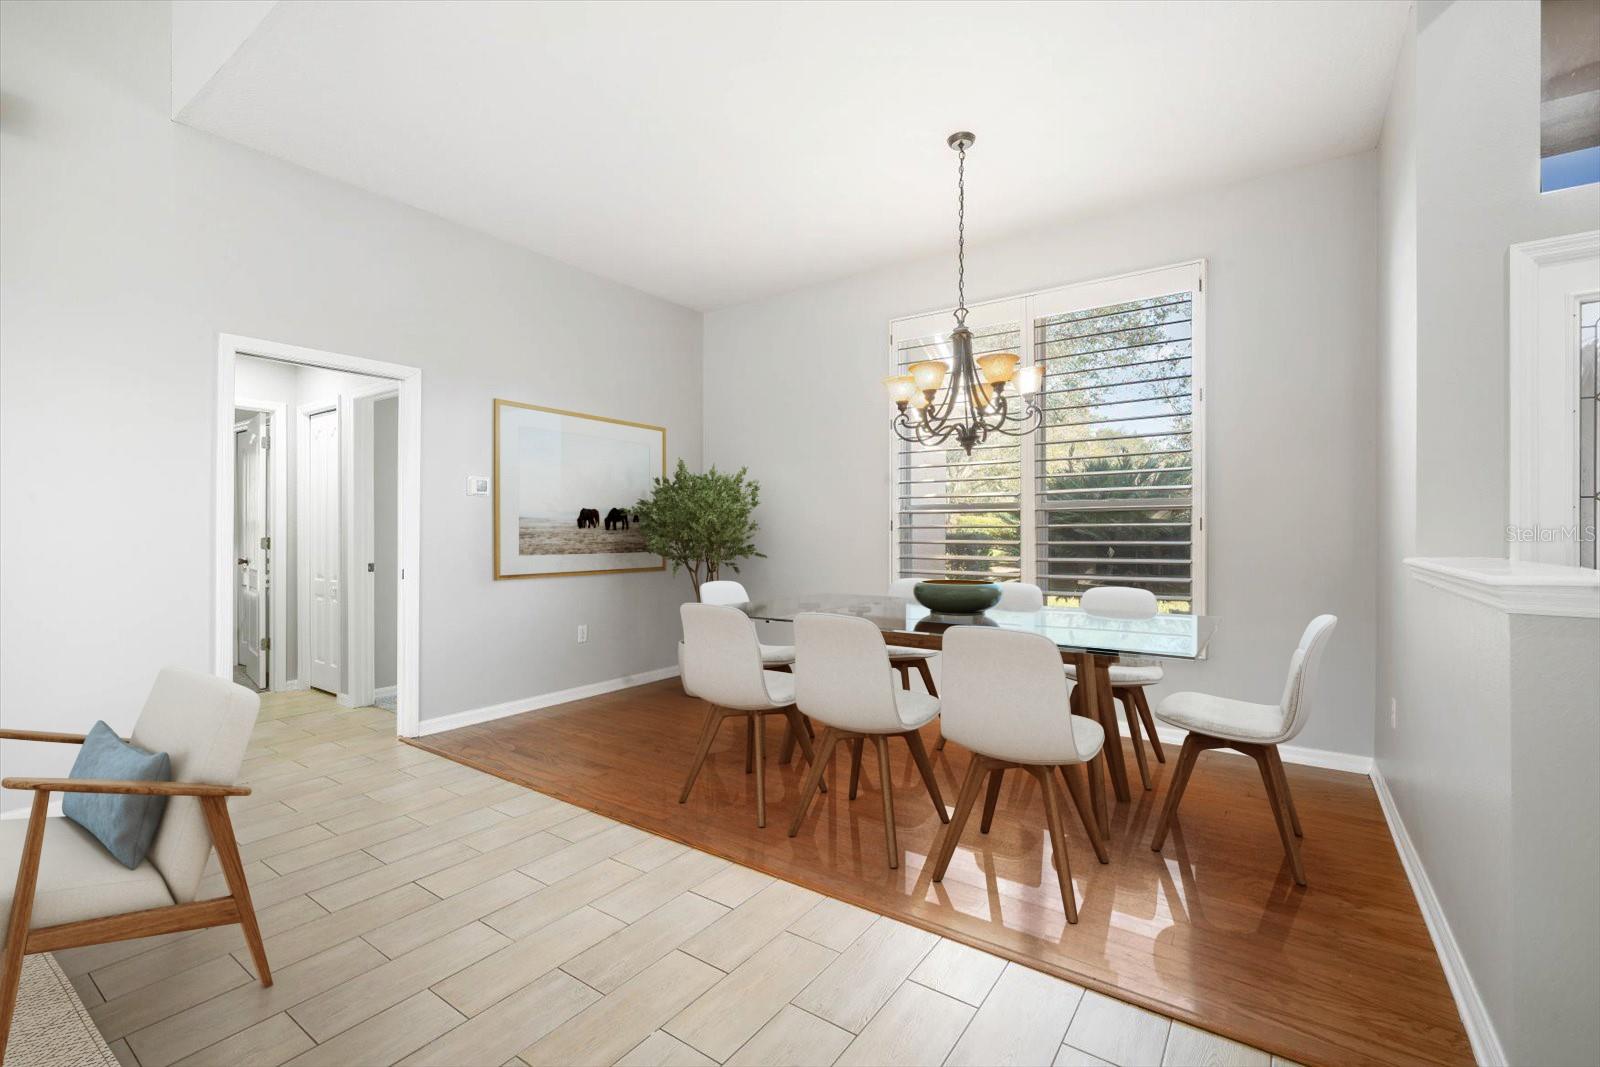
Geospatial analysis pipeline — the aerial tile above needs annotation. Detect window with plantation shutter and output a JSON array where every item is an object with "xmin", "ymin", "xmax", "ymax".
[
  {"xmin": 889, "ymin": 262, "xmax": 1205, "ymax": 613},
  {"xmin": 893, "ymin": 305, "xmax": 1024, "ymax": 582}
]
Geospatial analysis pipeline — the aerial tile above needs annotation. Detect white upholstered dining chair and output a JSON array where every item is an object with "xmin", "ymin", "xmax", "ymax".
[
  {"xmin": 1062, "ymin": 586, "xmax": 1168, "ymax": 789},
  {"xmin": 931, "ymin": 627, "xmax": 1109, "ymax": 923},
  {"xmin": 995, "ymin": 580, "xmax": 1046, "ymax": 612},
  {"xmin": 678, "ymin": 603, "xmax": 820, "ymax": 827},
  {"xmin": 1149, "ymin": 614, "xmax": 1338, "ymax": 886},
  {"xmin": 885, "ymin": 577, "xmax": 939, "ymax": 691},
  {"xmin": 698, "ymin": 580, "xmax": 795, "ymax": 669},
  {"xmin": 787, "ymin": 613, "xmax": 947, "ymax": 868},
  {"xmin": 0, "ymin": 668, "xmax": 267, "ymax": 1059}
]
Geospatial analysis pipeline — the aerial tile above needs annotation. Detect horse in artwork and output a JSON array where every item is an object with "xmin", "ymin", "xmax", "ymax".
[
  {"xmin": 576, "ymin": 508, "xmax": 600, "ymax": 529},
  {"xmin": 604, "ymin": 507, "xmax": 631, "ymax": 531}
]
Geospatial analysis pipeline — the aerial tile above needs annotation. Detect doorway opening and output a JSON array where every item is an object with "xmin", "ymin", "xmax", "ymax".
[{"xmin": 215, "ymin": 335, "xmax": 422, "ymax": 735}]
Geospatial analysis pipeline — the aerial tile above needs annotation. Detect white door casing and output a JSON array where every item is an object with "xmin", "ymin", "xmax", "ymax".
[
  {"xmin": 306, "ymin": 407, "xmax": 342, "ymax": 693},
  {"xmin": 1509, "ymin": 232, "xmax": 1600, "ymax": 565},
  {"xmin": 235, "ymin": 413, "xmax": 269, "ymax": 688}
]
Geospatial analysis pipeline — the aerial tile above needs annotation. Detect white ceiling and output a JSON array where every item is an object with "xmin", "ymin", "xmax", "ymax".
[{"xmin": 176, "ymin": 1, "xmax": 1410, "ymax": 310}]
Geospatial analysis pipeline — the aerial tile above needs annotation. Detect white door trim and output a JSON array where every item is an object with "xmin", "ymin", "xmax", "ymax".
[
  {"xmin": 214, "ymin": 334, "xmax": 424, "ymax": 736},
  {"xmin": 1508, "ymin": 231, "xmax": 1600, "ymax": 563},
  {"xmin": 233, "ymin": 398, "xmax": 288, "ymax": 690}
]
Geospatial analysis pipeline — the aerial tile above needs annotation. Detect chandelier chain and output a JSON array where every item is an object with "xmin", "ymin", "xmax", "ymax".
[{"xmin": 955, "ymin": 143, "xmax": 967, "ymax": 325}]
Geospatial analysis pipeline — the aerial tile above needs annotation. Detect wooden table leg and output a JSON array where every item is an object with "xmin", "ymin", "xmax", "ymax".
[{"xmin": 1087, "ymin": 655, "xmax": 1131, "ymax": 802}]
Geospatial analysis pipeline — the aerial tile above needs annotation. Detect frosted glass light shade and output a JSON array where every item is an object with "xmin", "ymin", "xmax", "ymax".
[
  {"xmin": 976, "ymin": 352, "xmax": 1020, "ymax": 384},
  {"xmin": 1014, "ymin": 364, "xmax": 1043, "ymax": 395},
  {"xmin": 883, "ymin": 375, "xmax": 917, "ymax": 405},
  {"xmin": 909, "ymin": 359, "xmax": 948, "ymax": 393}
]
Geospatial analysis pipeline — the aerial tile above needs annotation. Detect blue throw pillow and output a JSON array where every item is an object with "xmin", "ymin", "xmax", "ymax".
[{"xmin": 62, "ymin": 721, "xmax": 172, "ymax": 869}]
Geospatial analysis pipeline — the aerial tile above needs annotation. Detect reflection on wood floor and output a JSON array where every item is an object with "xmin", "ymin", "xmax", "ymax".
[{"xmin": 412, "ymin": 679, "xmax": 1472, "ymax": 1067}]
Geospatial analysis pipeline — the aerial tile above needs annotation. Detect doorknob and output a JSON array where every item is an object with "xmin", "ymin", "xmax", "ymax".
[{"xmin": 237, "ymin": 558, "xmax": 249, "ymax": 566}]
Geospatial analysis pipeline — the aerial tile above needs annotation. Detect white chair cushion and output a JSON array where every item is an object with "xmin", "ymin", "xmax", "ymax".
[
  {"xmin": 0, "ymin": 816, "xmax": 174, "ymax": 948},
  {"xmin": 1026, "ymin": 717, "xmax": 1106, "ymax": 766},
  {"xmin": 759, "ymin": 643, "xmax": 796, "ymax": 665},
  {"xmin": 887, "ymin": 647, "xmax": 937, "ymax": 660},
  {"xmin": 1063, "ymin": 662, "xmax": 1164, "ymax": 686},
  {"xmin": 762, "ymin": 669, "xmax": 797, "ymax": 706},
  {"xmin": 1154, "ymin": 691, "xmax": 1286, "ymax": 743},
  {"xmin": 892, "ymin": 690, "xmax": 940, "ymax": 730}
]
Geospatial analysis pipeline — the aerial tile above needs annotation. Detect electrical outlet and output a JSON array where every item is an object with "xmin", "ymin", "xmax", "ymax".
[
  {"xmin": 577, "ymin": 624, "xmax": 588, "ymax": 644},
  {"xmin": 1390, "ymin": 697, "xmax": 1398, "ymax": 729}
]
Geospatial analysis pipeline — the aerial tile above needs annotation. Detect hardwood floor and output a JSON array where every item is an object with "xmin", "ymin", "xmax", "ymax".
[
  {"xmin": 413, "ymin": 679, "xmax": 1473, "ymax": 1067},
  {"xmin": 54, "ymin": 689, "xmax": 1289, "ymax": 1067}
]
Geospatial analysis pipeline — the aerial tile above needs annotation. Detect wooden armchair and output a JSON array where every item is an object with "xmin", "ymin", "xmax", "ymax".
[{"xmin": 0, "ymin": 668, "xmax": 268, "ymax": 1060}]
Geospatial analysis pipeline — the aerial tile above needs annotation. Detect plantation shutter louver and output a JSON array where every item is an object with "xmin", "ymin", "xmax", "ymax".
[{"xmin": 1034, "ymin": 288, "xmax": 1197, "ymax": 609}]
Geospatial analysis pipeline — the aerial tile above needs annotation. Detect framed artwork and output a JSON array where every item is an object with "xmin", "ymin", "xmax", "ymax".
[{"xmin": 493, "ymin": 400, "xmax": 666, "ymax": 579}]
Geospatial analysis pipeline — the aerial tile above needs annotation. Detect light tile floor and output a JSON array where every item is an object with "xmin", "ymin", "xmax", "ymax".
[{"xmin": 55, "ymin": 691, "xmax": 1301, "ymax": 1067}]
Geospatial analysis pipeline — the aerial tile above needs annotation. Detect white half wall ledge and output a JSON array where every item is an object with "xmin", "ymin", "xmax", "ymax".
[
  {"xmin": 1404, "ymin": 556, "xmax": 1600, "ymax": 618},
  {"xmin": 1372, "ymin": 767, "xmax": 1507, "ymax": 1067},
  {"xmin": 411, "ymin": 665, "xmax": 681, "ymax": 738}
]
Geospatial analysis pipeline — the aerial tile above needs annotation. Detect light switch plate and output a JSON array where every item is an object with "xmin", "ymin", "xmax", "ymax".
[{"xmin": 466, "ymin": 475, "xmax": 490, "ymax": 496}]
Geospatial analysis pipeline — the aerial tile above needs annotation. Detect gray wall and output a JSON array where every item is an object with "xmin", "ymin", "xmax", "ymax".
[
  {"xmin": 0, "ymin": 0, "xmax": 702, "ymax": 810},
  {"xmin": 704, "ymin": 153, "xmax": 1381, "ymax": 760},
  {"xmin": 1376, "ymin": 3, "xmax": 1600, "ymax": 1063},
  {"xmin": 373, "ymin": 395, "xmax": 399, "ymax": 691},
  {"xmin": 1507, "ymin": 613, "xmax": 1600, "ymax": 1065}
]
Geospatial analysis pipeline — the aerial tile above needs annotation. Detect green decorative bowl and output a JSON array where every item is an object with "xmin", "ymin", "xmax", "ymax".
[{"xmin": 913, "ymin": 579, "xmax": 1002, "ymax": 615}]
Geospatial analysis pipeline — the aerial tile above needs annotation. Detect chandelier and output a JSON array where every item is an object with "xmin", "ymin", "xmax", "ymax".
[{"xmin": 884, "ymin": 132, "xmax": 1042, "ymax": 456}]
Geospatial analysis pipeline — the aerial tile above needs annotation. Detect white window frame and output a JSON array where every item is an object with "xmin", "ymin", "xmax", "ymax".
[{"xmin": 888, "ymin": 259, "xmax": 1207, "ymax": 614}]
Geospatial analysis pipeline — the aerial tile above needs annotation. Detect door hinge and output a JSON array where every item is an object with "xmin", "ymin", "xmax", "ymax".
[
  {"xmin": 368, "ymin": 562, "xmax": 375, "ymax": 573},
  {"xmin": 260, "ymin": 637, "xmax": 271, "ymax": 651},
  {"xmin": 260, "ymin": 535, "xmax": 271, "ymax": 550},
  {"xmin": 262, "ymin": 435, "xmax": 270, "ymax": 450}
]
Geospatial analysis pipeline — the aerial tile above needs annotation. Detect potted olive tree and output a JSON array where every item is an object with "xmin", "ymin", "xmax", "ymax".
[{"xmin": 634, "ymin": 460, "xmax": 764, "ymax": 600}]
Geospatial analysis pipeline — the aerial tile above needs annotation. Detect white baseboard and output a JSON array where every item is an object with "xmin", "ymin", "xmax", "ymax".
[
  {"xmin": 274, "ymin": 679, "xmax": 309, "ymax": 693},
  {"xmin": 413, "ymin": 666, "xmax": 681, "ymax": 738},
  {"xmin": 1371, "ymin": 765, "xmax": 1505, "ymax": 1066},
  {"xmin": 374, "ymin": 685, "xmax": 397, "ymax": 700},
  {"xmin": 1115, "ymin": 718, "xmax": 1373, "ymax": 775}
]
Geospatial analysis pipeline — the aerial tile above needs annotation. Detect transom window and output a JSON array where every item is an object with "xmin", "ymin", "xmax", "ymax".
[{"xmin": 890, "ymin": 261, "xmax": 1206, "ymax": 613}]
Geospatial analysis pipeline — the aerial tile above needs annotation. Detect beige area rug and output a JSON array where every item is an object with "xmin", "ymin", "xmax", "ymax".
[{"xmin": 4, "ymin": 954, "xmax": 118, "ymax": 1067}]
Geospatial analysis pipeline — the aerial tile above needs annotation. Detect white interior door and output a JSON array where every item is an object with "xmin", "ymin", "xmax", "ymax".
[
  {"xmin": 235, "ymin": 414, "xmax": 268, "ymax": 688},
  {"xmin": 307, "ymin": 408, "xmax": 343, "ymax": 693}
]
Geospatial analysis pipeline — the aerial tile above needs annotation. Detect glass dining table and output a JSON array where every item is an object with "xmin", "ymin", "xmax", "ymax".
[{"xmin": 743, "ymin": 593, "xmax": 1217, "ymax": 805}]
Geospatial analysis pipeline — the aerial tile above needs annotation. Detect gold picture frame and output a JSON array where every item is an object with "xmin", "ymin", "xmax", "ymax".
[{"xmin": 493, "ymin": 399, "xmax": 667, "ymax": 580}]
